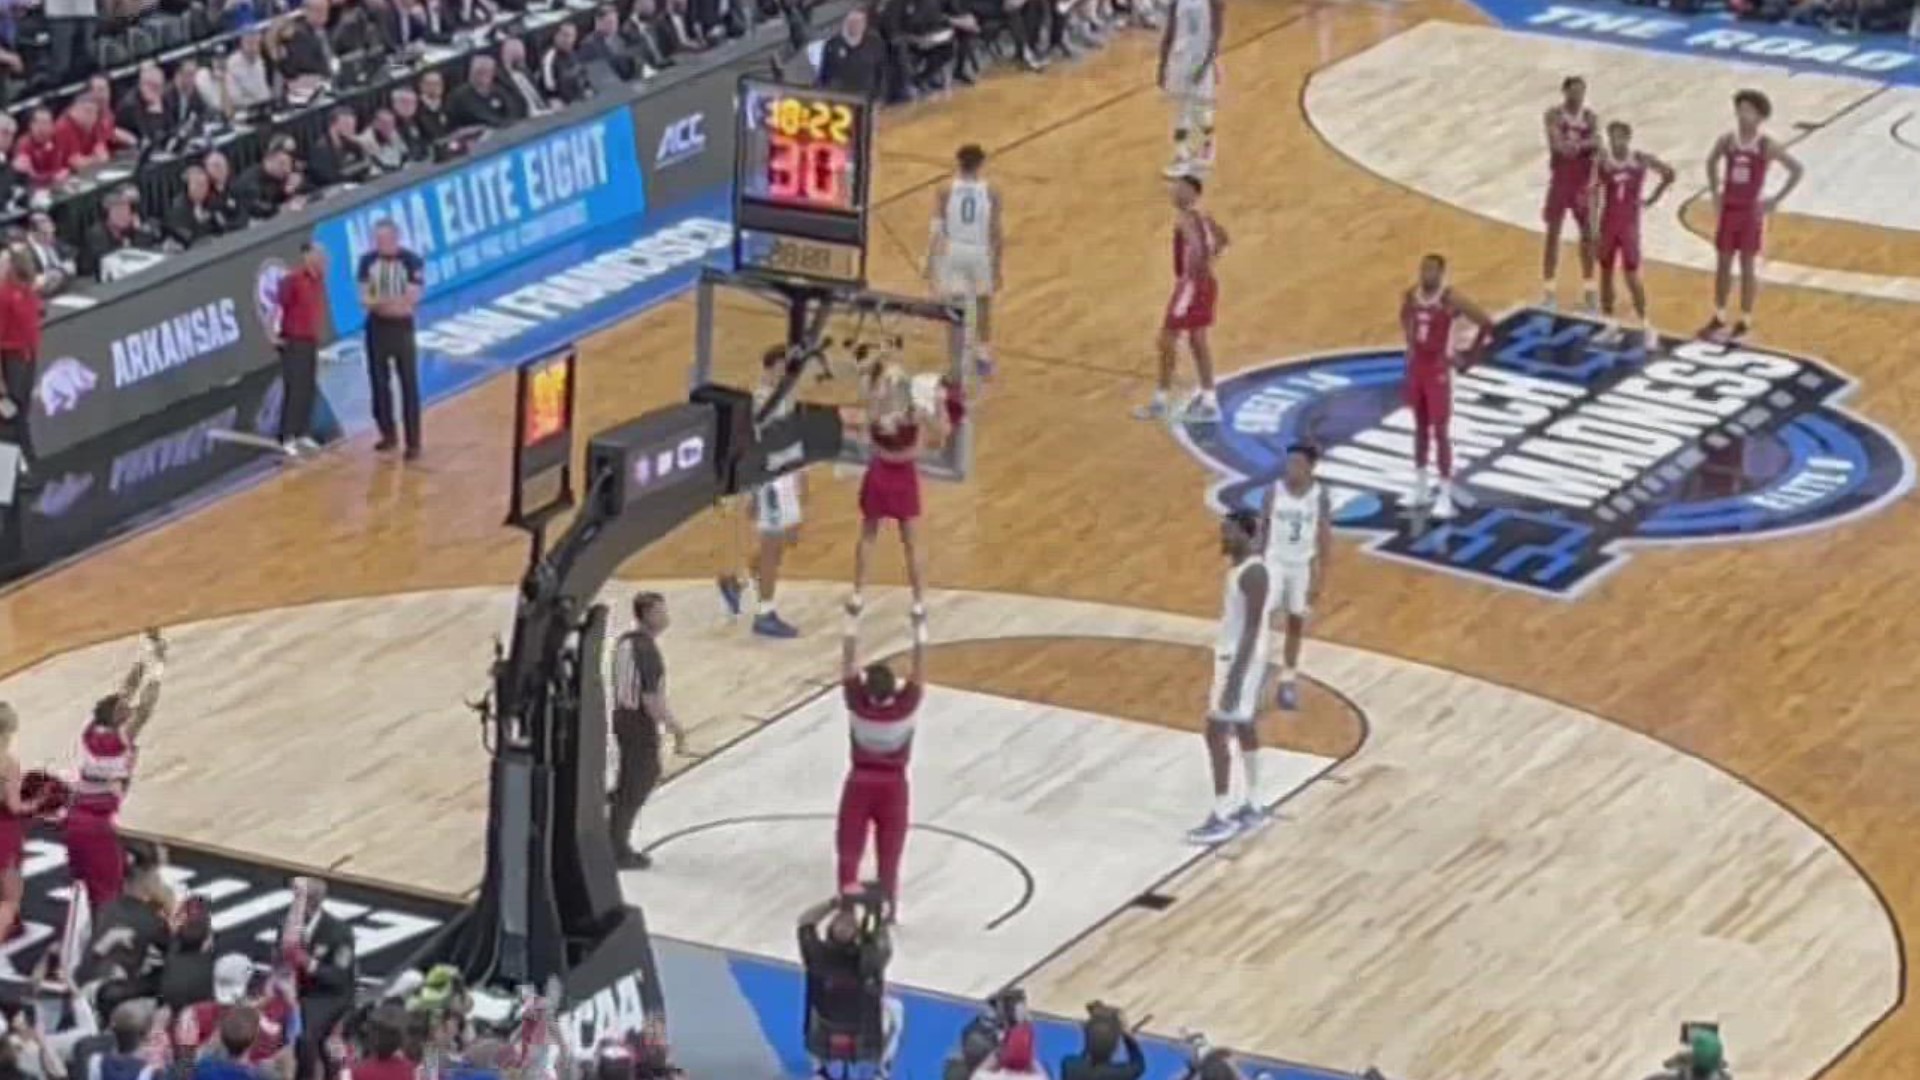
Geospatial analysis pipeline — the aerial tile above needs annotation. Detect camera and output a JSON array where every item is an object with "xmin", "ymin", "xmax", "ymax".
[{"xmin": 984, "ymin": 987, "xmax": 1028, "ymax": 1030}]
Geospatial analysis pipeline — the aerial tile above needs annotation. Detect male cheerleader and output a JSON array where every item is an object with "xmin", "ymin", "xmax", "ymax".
[
  {"xmin": 836, "ymin": 604, "xmax": 928, "ymax": 920},
  {"xmin": 1188, "ymin": 511, "xmax": 1273, "ymax": 846},
  {"xmin": 718, "ymin": 346, "xmax": 804, "ymax": 638},
  {"xmin": 927, "ymin": 143, "xmax": 1002, "ymax": 380},
  {"xmin": 1264, "ymin": 445, "xmax": 1330, "ymax": 711}
]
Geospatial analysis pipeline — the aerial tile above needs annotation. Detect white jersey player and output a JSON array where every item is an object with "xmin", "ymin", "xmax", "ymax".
[
  {"xmin": 718, "ymin": 346, "xmax": 805, "ymax": 639},
  {"xmin": 1157, "ymin": 0, "xmax": 1223, "ymax": 178},
  {"xmin": 1189, "ymin": 510, "xmax": 1275, "ymax": 846},
  {"xmin": 1263, "ymin": 444, "xmax": 1332, "ymax": 712},
  {"xmin": 928, "ymin": 144, "xmax": 1001, "ymax": 381}
]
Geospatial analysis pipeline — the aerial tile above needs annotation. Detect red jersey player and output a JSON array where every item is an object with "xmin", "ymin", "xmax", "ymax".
[
  {"xmin": 1591, "ymin": 120, "xmax": 1674, "ymax": 350},
  {"xmin": 1136, "ymin": 174, "xmax": 1229, "ymax": 424},
  {"xmin": 1542, "ymin": 75, "xmax": 1599, "ymax": 313},
  {"xmin": 835, "ymin": 606, "xmax": 928, "ymax": 922},
  {"xmin": 1401, "ymin": 254, "xmax": 1494, "ymax": 520},
  {"xmin": 1701, "ymin": 89, "xmax": 1803, "ymax": 343}
]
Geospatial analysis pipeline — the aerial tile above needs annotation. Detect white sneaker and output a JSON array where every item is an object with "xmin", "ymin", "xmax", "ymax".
[
  {"xmin": 1540, "ymin": 287, "xmax": 1557, "ymax": 311},
  {"xmin": 279, "ymin": 440, "xmax": 301, "ymax": 458},
  {"xmin": 1131, "ymin": 397, "xmax": 1170, "ymax": 421},
  {"xmin": 296, "ymin": 436, "xmax": 322, "ymax": 453},
  {"xmin": 1642, "ymin": 325, "xmax": 1659, "ymax": 352},
  {"xmin": 1433, "ymin": 486, "xmax": 1458, "ymax": 520},
  {"xmin": 1409, "ymin": 469, "xmax": 1433, "ymax": 508},
  {"xmin": 1163, "ymin": 147, "xmax": 1194, "ymax": 178},
  {"xmin": 1180, "ymin": 394, "xmax": 1220, "ymax": 424}
]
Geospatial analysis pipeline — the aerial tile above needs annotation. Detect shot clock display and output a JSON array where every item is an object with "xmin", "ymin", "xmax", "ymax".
[
  {"xmin": 733, "ymin": 77, "xmax": 873, "ymax": 286},
  {"xmin": 508, "ymin": 349, "xmax": 578, "ymax": 529}
]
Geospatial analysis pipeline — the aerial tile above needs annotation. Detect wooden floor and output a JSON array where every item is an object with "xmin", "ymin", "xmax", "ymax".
[{"xmin": 7, "ymin": 1, "xmax": 1920, "ymax": 1077}]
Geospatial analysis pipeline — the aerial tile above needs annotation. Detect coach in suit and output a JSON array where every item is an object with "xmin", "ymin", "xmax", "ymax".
[{"xmin": 290, "ymin": 876, "xmax": 359, "ymax": 1080}]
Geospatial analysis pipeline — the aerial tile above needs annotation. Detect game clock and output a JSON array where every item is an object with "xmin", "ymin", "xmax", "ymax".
[{"xmin": 733, "ymin": 78, "xmax": 872, "ymax": 286}]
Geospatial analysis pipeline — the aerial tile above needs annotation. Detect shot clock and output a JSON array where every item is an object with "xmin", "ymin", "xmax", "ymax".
[{"xmin": 733, "ymin": 77, "xmax": 873, "ymax": 286}]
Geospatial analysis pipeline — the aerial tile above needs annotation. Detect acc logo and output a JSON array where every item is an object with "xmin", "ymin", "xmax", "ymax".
[
  {"xmin": 35, "ymin": 358, "xmax": 97, "ymax": 417},
  {"xmin": 656, "ymin": 114, "xmax": 706, "ymax": 168},
  {"xmin": 255, "ymin": 258, "xmax": 289, "ymax": 336},
  {"xmin": 1179, "ymin": 309, "xmax": 1914, "ymax": 597}
]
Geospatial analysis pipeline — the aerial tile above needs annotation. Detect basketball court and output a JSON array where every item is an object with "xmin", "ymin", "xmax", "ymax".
[{"xmin": 4, "ymin": 1, "xmax": 1919, "ymax": 1077}]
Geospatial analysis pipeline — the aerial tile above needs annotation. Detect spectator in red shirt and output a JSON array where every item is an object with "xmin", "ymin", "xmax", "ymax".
[
  {"xmin": 0, "ymin": 249, "xmax": 43, "ymax": 458},
  {"xmin": 55, "ymin": 97, "xmax": 115, "ymax": 172},
  {"xmin": 274, "ymin": 241, "xmax": 329, "ymax": 455},
  {"xmin": 13, "ymin": 108, "xmax": 70, "ymax": 187}
]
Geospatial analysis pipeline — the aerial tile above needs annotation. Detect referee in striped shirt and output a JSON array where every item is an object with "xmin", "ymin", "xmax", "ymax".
[
  {"xmin": 610, "ymin": 592, "xmax": 686, "ymax": 869},
  {"xmin": 357, "ymin": 219, "xmax": 426, "ymax": 460}
]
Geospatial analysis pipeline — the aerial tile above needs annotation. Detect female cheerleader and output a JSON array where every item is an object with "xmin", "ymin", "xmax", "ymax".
[
  {"xmin": 848, "ymin": 367, "xmax": 965, "ymax": 620},
  {"xmin": 0, "ymin": 703, "xmax": 29, "ymax": 950},
  {"xmin": 68, "ymin": 628, "xmax": 166, "ymax": 907}
]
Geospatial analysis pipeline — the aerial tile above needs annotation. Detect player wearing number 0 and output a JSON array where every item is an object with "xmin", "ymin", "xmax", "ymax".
[
  {"xmin": 1541, "ymin": 75, "xmax": 1600, "ymax": 313},
  {"xmin": 1263, "ymin": 445, "xmax": 1330, "ymax": 713},
  {"xmin": 1188, "ymin": 510, "xmax": 1274, "ymax": 846},
  {"xmin": 1402, "ymin": 254, "xmax": 1494, "ymax": 520},
  {"xmin": 927, "ymin": 144, "xmax": 1001, "ymax": 382},
  {"xmin": 1592, "ymin": 121, "xmax": 1674, "ymax": 351},
  {"xmin": 1699, "ymin": 89, "xmax": 1804, "ymax": 344},
  {"xmin": 718, "ymin": 346, "xmax": 805, "ymax": 639}
]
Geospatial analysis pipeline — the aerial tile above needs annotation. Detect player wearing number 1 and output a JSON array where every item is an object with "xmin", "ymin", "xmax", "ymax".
[
  {"xmin": 1591, "ymin": 120, "xmax": 1674, "ymax": 350},
  {"xmin": 1699, "ymin": 89, "xmax": 1804, "ymax": 344},
  {"xmin": 927, "ymin": 144, "xmax": 1001, "ymax": 381}
]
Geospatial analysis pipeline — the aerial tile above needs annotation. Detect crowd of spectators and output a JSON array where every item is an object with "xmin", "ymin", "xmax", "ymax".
[
  {"xmin": 815, "ymin": 0, "xmax": 1157, "ymax": 102},
  {"xmin": 0, "ymin": 0, "xmax": 794, "ymax": 294},
  {"xmin": 1616, "ymin": 0, "xmax": 1918, "ymax": 34}
]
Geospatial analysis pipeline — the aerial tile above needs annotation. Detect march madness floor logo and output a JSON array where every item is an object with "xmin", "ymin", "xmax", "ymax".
[{"xmin": 1180, "ymin": 309, "xmax": 1913, "ymax": 597}]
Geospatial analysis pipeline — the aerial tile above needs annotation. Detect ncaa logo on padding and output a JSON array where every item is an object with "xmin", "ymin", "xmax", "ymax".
[{"xmin": 1178, "ymin": 309, "xmax": 1914, "ymax": 598}]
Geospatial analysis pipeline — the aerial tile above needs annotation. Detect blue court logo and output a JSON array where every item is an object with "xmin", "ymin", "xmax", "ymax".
[{"xmin": 1179, "ymin": 309, "xmax": 1914, "ymax": 597}]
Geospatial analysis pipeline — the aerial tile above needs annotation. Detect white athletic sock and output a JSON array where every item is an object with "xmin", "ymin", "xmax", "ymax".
[
  {"xmin": 1152, "ymin": 388, "xmax": 1169, "ymax": 407},
  {"xmin": 757, "ymin": 599, "xmax": 775, "ymax": 617},
  {"xmin": 1213, "ymin": 793, "xmax": 1238, "ymax": 819},
  {"xmin": 1241, "ymin": 749, "xmax": 1261, "ymax": 805}
]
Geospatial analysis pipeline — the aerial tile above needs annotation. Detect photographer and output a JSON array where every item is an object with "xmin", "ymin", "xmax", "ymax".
[
  {"xmin": 1058, "ymin": 1004, "xmax": 1142, "ymax": 1080},
  {"xmin": 798, "ymin": 893, "xmax": 901, "ymax": 1076},
  {"xmin": 1643, "ymin": 1028, "xmax": 1730, "ymax": 1080}
]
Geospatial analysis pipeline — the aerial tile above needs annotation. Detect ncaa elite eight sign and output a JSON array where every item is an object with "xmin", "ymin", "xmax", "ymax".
[{"xmin": 1180, "ymin": 310, "xmax": 1913, "ymax": 597}]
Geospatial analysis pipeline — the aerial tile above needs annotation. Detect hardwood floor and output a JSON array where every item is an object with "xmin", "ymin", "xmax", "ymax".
[{"xmin": 5, "ymin": 1, "xmax": 1920, "ymax": 1076}]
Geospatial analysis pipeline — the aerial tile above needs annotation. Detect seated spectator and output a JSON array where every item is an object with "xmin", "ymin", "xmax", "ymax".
[
  {"xmin": 21, "ymin": 211, "xmax": 78, "ymax": 296},
  {"xmin": 887, "ymin": 0, "xmax": 962, "ymax": 94},
  {"xmin": 81, "ymin": 187, "xmax": 163, "ymax": 279},
  {"xmin": 349, "ymin": 1006, "xmax": 415, "ymax": 1080},
  {"xmin": 390, "ymin": 87, "xmax": 432, "ymax": 158},
  {"xmin": 1057, "ymin": 1006, "xmax": 1144, "ymax": 1080},
  {"xmin": 359, "ymin": 107, "xmax": 411, "ymax": 173},
  {"xmin": 817, "ymin": 8, "xmax": 887, "ymax": 99},
  {"xmin": 620, "ymin": 0, "xmax": 675, "ymax": 71},
  {"xmin": 0, "ymin": 42, "xmax": 23, "ymax": 107},
  {"xmin": 691, "ymin": 0, "xmax": 749, "ymax": 40},
  {"xmin": 656, "ymin": 0, "xmax": 712, "ymax": 56},
  {"xmin": 417, "ymin": 69, "xmax": 453, "ymax": 140},
  {"xmin": 333, "ymin": 0, "xmax": 390, "ymax": 56},
  {"xmin": 165, "ymin": 165, "xmax": 235, "ymax": 247},
  {"xmin": 14, "ymin": 109, "xmax": 69, "ymax": 187},
  {"xmin": 234, "ymin": 139, "xmax": 307, "ymax": 219},
  {"xmin": 117, "ymin": 62, "xmax": 174, "ymax": 148},
  {"xmin": 70, "ymin": 1000, "xmax": 158, "ymax": 1080},
  {"xmin": 0, "ymin": 116, "xmax": 26, "ymax": 213},
  {"xmin": 204, "ymin": 150, "xmax": 244, "ymax": 224},
  {"xmin": 450, "ymin": 55, "xmax": 514, "ymax": 127},
  {"xmin": 281, "ymin": 0, "xmax": 337, "ymax": 81},
  {"xmin": 225, "ymin": 30, "xmax": 277, "ymax": 113},
  {"xmin": 307, "ymin": 106, "xmax": 370, "ymax": 186},
  {"xmin": 160, "ymin": 898, "xmax": 219, "ymax": 1011},
  {"xmin": 167, "ymin": 58, "xmax": 212, "ymax": 136},
  {"xmin": 498, "ymin": 38, "xmax": 550, "ymax": 119},
  {"xmin": 580, "ymin": 5, "xmax": 645, "ymax": 79},
  {"xmin": 87, "ymin": 74, "xmax": 140, "ymax": 152},
  {"xmin": 54, "ymin": 98, "xmax": 116, "ymax": 172},
  {"xmin": 541, "ymin": 22, "xmax": 589, "ymax": 104}
]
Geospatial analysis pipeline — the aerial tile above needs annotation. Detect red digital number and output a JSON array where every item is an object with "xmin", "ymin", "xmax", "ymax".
[{"xmin": 767, "ymin": 134, "xmax": 850, "ymax": 209}]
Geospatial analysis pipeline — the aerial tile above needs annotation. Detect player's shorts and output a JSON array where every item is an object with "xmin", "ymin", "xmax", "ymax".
[
  {"xmin": 1402, "ymin": 366, "xmax": 1452, "ymax": 425},
  {"xmin": 1598, "ymin": 223, "xmax": 1641, "ymax": 273},
  {"xmin": 936, "ymin": 244, "xmax": 994, "ymax": 299},
  {"xmin": 754, "ymin": 474, "xmax": 802, "ymax": 535},
  {"xmin": 1162, "ymin": 56, "xmax": 1219, "ymax": 105},
  {"xmin": 1209, "ymin": 648, "xmax": 1267, "ymax": 724},
  {"xmin": 1274, "ymin": 561, "xmax": 1313, "ymax": 619},
  {"xmin": 1542, "ymin": 180, "xmax": 1592, "ymax": 231},
  {"xmin": 1716, "ymin": 204, "xmax": 1764, "ymax": 258},
  {"xmin": 1164, "ymin": 275, "xmax": 1217, "ymax": 333}
]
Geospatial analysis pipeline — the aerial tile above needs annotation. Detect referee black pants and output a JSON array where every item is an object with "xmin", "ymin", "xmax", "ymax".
[
  {"xmin": 609, "ymin": 712, "xmax": 662, "ymax": 855},
  {"xmin": 1, "ymin": 353, "xmax": 33, "ymax": 461},
  {"xmin": 364, "ymin": 318, "xmax": 420, "ymax": 450}
]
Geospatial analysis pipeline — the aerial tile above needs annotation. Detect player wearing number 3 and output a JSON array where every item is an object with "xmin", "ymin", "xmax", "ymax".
[
  {"xmin": 1700, "ymin": 89, "xmax": 1803, "ymax": 344},
  {"xmin": 1262, "ymin": 444, "xmax": 1330, "ymax": 712},
  {"xmin": 927, "ymin": 144, "xmax": 1001, "ymax": 381}
]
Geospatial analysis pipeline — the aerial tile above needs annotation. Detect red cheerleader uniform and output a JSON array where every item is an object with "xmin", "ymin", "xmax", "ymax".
[
  {"xmin": 67, "ymin": 724, "xmax": 133, "ymax": 906},
  {"xmin": 859, "ymin": 420, "xmax": 922, "ymax": 524}
]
